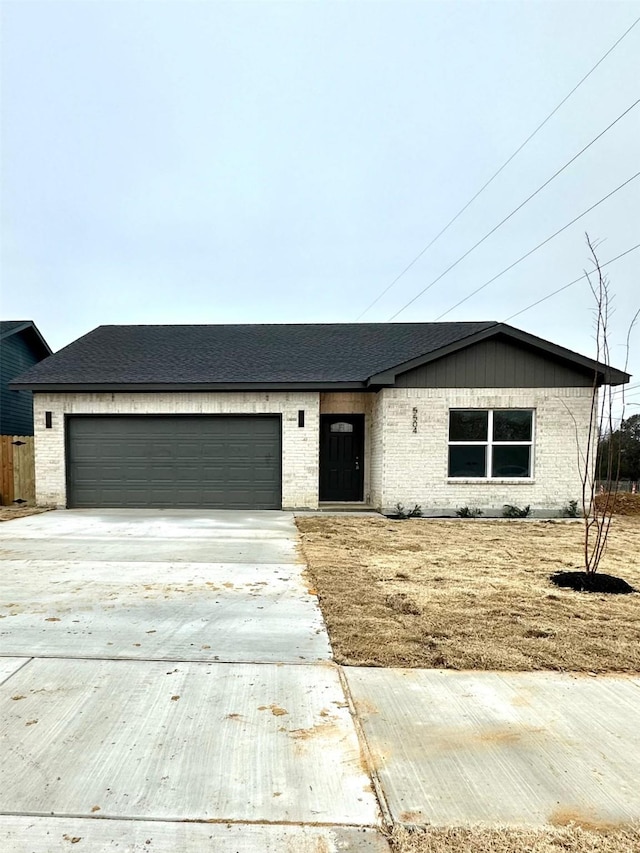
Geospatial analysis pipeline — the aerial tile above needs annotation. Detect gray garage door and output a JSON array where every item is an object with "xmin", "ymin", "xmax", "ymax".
[{"xmin": 66, "ymin": 416, "xmax": 282, "ymax": 509}]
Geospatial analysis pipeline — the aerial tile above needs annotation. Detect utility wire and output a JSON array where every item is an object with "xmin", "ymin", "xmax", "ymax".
[
  {"xmin": 503, "ymin": 242, "xmax": 640, "ymax": 322},
  {"xmin": 431, "ymin": 173, "xmax": 640, "ymax": 320},
  {"xmin": 388, "ymin": 99, "xmax": 640, "ymax": 321},
  {"xmin": 356, "ymin": 16, "xmax": 640, "ymax": 321},
  {"xmin": 610, "ymin": 381, "xmax": 640, "ymax": 396}
]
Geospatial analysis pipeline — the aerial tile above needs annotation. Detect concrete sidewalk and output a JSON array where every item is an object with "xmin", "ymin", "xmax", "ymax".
[{"xmin": 345, "ymin": 667, "xmax": 640, "ymax": 828}]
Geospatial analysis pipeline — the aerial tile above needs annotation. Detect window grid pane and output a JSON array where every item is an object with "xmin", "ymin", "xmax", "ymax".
[
  {"xmin": 449, "ymin": 410, "xmax": 488, "ymax": 442},
  {"xmin": 492, "ymin": 445, "xmax": 531, "ymax": 478},
  {"xmin": 493, "ymin": 410, "xmax": 533, "ymax": 442},
  {"xmin": 449, "ymin": 445, "xmax": 487, "ymax": 478}
]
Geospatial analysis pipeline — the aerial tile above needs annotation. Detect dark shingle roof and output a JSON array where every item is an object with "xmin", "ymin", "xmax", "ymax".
[{"xmin": 12, "ymin": 322, "xmax": 497, "ymax": 387}]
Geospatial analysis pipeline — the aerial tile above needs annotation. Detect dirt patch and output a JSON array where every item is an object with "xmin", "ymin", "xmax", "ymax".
[
  {"xmin": 0, "ymin": 506, "xmax": 53, "ymax": 522},
  {"xmin": 594, "ymin": 492, "xmax": 640, "ymax": 516},
  {"xmin": 258, "ymin": 704, "xmax": 288, "ymax": 716},
  {"xmin": 289, "ymin": 720, "xmax": 341, "ymax": 742},
  {"xmin": 296, "ymin": 516, "xmax": 640, "ymax": 671},
  {"xmin": 549, "ymin": 807, "xmax": 621, "ymax": 832},
  {"xmin": 390, "ymin": 824, "xmax": 640, "ymax": 853}
]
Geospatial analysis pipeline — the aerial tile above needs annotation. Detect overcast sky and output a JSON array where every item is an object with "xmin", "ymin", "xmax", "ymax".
[{"xmin": 1, "ymin": 1, "xmax": 639, "ymax": 407}]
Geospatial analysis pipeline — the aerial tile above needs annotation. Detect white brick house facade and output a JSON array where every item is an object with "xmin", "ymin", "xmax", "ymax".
[
  {"xmin": 33, "ymin": 385, "xmax": 592, "ymax": 514},
  {"xmin": 369, "ymin": 386, "xmax": 592, "ymax": 514},
  {"xmin": 33, "ymin": 392, "xmax": 320, "ymax": 509}
]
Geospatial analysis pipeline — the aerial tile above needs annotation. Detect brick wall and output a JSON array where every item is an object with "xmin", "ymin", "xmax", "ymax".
[
  {"xmin": 33, "ymin": 386, "xmax": 595, "ymax": 515},
  {"xmin": 369, "ymin": 392, "xmax": 385, "ymax": 509},
  {"xmin": 372, "ymin": 387, "xmax": 593, "ymax": 515},
  {"xmin": 33, "ymin": 392, "xmax": 320, "ymax": 509}
]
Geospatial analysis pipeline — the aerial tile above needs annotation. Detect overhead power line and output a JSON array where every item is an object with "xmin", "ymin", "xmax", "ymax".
[
  {"xmin": 432, "ymin": 173, "xmax": 640, "ymax": 320},
  {"xmin": 356, "ymin": 16, "xmax": 640, "ymax": 320},
  {"xmin": 504, "ymin": 243, "xmax": 640, "ymax": 322},
  {"xmin": 387, "ymin": 98, "xmax": 640, "ymax": 321},
  {"xmin": 611, "ymin": 380, "xmax": 640, "ymax": 394},
  {"xmin": 611, "ymin": 383, "xmax": 640, "ymax": 396}
]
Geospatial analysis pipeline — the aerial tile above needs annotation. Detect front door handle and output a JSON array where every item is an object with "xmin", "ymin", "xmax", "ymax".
[{"xmin": 355, "ymin": 456, "xmax": 360, "ymax": 471}]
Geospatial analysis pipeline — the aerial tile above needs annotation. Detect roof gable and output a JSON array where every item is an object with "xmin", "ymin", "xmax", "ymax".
[{"xmin": 0, "ymin": 320, "xmax": 52, "ymax": 359}]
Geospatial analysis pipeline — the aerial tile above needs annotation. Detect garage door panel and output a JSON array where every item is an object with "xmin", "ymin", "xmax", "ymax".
[{"xmin": 67, "ymin": 416, "xmax": 281, "ymax": 509}]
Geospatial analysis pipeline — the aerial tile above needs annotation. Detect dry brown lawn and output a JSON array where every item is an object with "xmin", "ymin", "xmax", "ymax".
[
  {"xmin": 0, "ymin": 506, "xmax": 52, "ymax": 522},
  {"xmin": 390, "ymin": 825, "xmax": 640, "ymax": 853},
  {"xmin": 296, "ymin": 516, "xmax": 640, "ymax": 671}
]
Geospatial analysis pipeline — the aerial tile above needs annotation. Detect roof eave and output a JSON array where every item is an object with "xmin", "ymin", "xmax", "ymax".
[{"xmin": 13, "ymin": 380, "xmax": 372, "ymax": 393}]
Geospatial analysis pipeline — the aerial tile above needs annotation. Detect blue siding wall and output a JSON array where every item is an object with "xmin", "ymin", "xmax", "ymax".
[{"xmin": 0, "ymin": 333, "xmax": 41, "ymax": 434}]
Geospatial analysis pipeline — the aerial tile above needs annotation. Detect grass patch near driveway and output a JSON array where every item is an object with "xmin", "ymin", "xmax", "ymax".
[
  {"xmin": 296, "ymin": 517, "xmax": 640, "ymax": 671},
  {"xmin": 0, "ymin": 506, "xmax": 52, "ymax": 522},
  {"xmin": 390, "ymin": 825, "xmax": 640, "ymax": 853}
]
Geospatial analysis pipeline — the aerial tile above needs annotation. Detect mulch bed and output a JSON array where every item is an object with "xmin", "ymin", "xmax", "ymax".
[{"xmin": 551, "ymin": 570, "xmax": 636, "ymax": 595}]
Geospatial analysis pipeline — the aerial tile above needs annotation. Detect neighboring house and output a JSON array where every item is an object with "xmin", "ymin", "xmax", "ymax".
[
  {"xmin": 0, "ymin": 320, "xmax": 52, "ymax": 435},
  {"xmin": 12, "ymin": 322, "xmax": 629, "ymax": 514}
]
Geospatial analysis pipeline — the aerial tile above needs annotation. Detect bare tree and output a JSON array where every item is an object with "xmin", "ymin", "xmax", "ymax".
[{"xmin": 578, "ymin": 235, "xmax": 638, "ymax": 576}]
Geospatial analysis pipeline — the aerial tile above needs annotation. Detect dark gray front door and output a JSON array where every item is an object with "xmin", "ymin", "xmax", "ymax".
[{"xmin": 66, "ymin": 415, "xmax": 281, "ymax": 509}]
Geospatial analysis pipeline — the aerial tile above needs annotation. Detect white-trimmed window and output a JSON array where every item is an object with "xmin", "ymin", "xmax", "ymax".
[{"xmin": 448, "ymin": 409, "xmax": 534, "ymax": 479}]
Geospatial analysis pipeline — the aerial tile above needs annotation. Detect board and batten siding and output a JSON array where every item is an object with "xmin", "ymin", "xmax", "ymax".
[
  {"xmin": 395, "ymin": 337, "xmax": 594, "ymax": 388},
  {"xmin": 33, "ymin": 392, "xmax": 320, "ymax": 509}
]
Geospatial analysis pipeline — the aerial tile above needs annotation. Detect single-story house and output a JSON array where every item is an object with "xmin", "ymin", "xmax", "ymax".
[
  {"xmin": 1, "ymin": 320, "xmax": 52, "ymax": 436},
  {"xmin": 12, "ymin": 322, "xmax": 629, "ymax": 514}
]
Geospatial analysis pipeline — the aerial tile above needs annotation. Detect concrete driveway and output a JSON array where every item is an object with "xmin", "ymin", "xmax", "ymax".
[
  {"xmin": 0, "ymin": 509, "xmax": 328, "ymax": 663},
  {"xmin": 0, "ymin": 510, "xmax": 386, "ymax": 852}
]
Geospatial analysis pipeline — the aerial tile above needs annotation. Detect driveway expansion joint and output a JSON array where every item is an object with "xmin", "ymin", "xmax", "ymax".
[
  {"xmin": 337, "ymin": 665, "xmax": 393, "ymax": 830},
  {"xmin": 1, "ymin": 653, "xmax": 339, "ymax": 667},
  {"xmin": 0, "ymin": 657, "xmax": 34, "ymax": 687},
  {"xmin": 0, "ymin": 810, "xmax": 382, "ymax": 829}
]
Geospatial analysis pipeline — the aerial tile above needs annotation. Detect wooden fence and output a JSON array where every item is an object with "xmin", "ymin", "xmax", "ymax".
[
  {"xmin": 596, "ymin": 480, "xmax": 639, "ymax": 493},
  {"xmin": 0, "ymin": 435, "xmax": 36, "ymax": 506}
]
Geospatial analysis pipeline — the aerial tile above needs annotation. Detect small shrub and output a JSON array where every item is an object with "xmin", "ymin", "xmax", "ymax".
[
  {"xmin": 502, "ymin": 504, "xmax": 531, "ymax": 518},
  {"xmin": 392, "ymin": 502, "xmax": 422, "ymax": 519},
  {"xmin": 561, "ymin": 499, "xmax": 580, "ymax": 518},
  {"xmin": 455, "ymin": 506, "xmax": 483, "ymax": 518}
]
